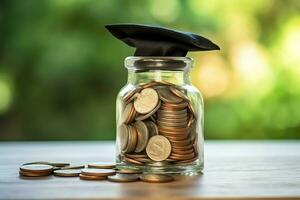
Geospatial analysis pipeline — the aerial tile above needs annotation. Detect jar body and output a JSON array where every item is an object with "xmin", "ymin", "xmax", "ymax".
[{"xmin": 116, "ymin": 57, "xmax": 204, "ymax": 175}]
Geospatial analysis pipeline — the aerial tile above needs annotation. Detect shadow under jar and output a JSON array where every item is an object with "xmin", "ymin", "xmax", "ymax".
[{"xmin": 116, "ymin": 57, "xmax": 204, "ymax": 175}]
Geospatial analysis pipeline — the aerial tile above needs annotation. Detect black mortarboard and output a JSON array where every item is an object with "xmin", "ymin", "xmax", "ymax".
[{"xmin": 105, "ymin": 24, "xmax": 220, "ymax": 57}]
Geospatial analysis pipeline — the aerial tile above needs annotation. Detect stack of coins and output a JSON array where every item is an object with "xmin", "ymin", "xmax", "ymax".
[
  {"xmin": 118, "ymin": 80, "xmax": 198, "ymax": 166},
  {"xmin": 19, "ymin": 162, "xmax": 174, "ymax": 183},
  {"xmin": 19, "ymin": 164, "xmax": 54, "ymax": 177}
]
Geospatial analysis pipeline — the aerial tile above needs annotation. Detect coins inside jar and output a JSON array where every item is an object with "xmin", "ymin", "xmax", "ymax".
[{"xmin": 118, "ymin": 81, "xmax": 199, "ymax": 165}]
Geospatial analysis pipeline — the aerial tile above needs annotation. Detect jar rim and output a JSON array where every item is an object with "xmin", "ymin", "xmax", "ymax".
[{"xmin": 125, "ymin": 56, "xmax": 193, "ymax": 71}]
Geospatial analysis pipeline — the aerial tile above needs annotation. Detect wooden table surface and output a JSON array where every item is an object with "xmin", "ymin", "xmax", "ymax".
[{"xmin": 0, "ymin": 141, "xmax": 299, "ymax": 200}]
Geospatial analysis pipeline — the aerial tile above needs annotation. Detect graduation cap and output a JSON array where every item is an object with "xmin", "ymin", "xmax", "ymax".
[{"xmin": 105, "ymin": 24, "xmax": 220, "ymax": 57}]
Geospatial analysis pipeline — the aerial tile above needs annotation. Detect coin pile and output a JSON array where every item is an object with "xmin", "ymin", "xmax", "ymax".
[
  {"xmin": 19, "ymin": 162, "xmax": 174, "ymax": 183},
  {"xmin": 118, "ymin": 81, "xmax": 198, "ymax": 166}
]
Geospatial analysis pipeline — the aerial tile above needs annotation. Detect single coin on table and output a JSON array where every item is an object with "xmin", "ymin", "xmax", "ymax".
[
  {"xmin": 146, "ymin": 135, "xmax": 171, "ymax": 162},
  {"xmin": 108, "ymin": 174, "xmax": 140, "ymax": 182},
  {"xmin": 49, "ymin": 162, "xmax": 70, "ymax": 167},
  {"xmin": 20, "ymin": 164, "xmax": 54, "ymax": 173},
  {"xmin": 88, "ymin": 162, "xmax": 116, "ymax": 169},
  {"xmin": 81, "ymin": 168, "xmax": 116, "ymax": 177},
  {"xmin": 139, "ymin": 174, "xmax": 174, "ymax": 183},
  {"xmin": 134, "ymin": 88, "xmax": 159, "ymax": 114},
  {"xmin": 19, "ymin": 170, "xmax": 51, "ymax": 177},
  {"xmin": 79, "ymin": 174, "xmax": 107, "ymax": 181},
  {"xmin": 53, "ymin": 169, "xmax": 81, "ymax": 177},
  {"xmin": 60, "ymin": 165, "xmax": 85, "ymax": 169}
]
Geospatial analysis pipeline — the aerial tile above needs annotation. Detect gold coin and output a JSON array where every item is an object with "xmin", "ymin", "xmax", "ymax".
[
  {"xmin": 170, "ymin": 152, "xmax": 195, "ymax": 160},
  {"xmin": 145, "ymin": 121, "xmax": 159, "ymax": 137},
  {"xmin": 139, "ymin": 174, "xmax": 174, "ymax": 183},
  {"xmin": 171, "ymin": 147, "xmax": 194, "ymax": 155},
  {"xmin": 133, "ymin": 121, "xmax": 149, "ymax": 153},
  {"xmin": 121, "ymin": 103, "xmax": 135, "ymax": 124},
  {"xmin": 163, "ymin": 134, "xmax": 189, "ymax": 141},
  {"xmin": 108, "ymin": 174, "xmax": 139, "ymax": 182},
  {"xmin": 53, "ymin": 169, "xmax": 81, "ymax": 177},
  {"xmin": 118, "ymin": 124, "xmax": 129, "ymax": 151},
  {"xmin": 169, "ymin": 86, "xmax": 189, "ymax": 101},
  {"xmin": 135, "ymin": 100, "xmax": 161, "ymax": 121},
  {"xmin": 22, "ymin": 161, "xmax": 50, "ymax": 165},
  {"xmin": 61, "ymin": 165, "xmax": 85, "ymax": 169},
  {"xmin": 146, "ymin": 135, "xmax": 171, "ymax": 161},
  {"xmin": 171, "ymin": 144, "xmax": 194, "ymax": 151},
  {"xmin": 169, "ymin": 139, "xmax": 191, "ymax": 147},
  {"xmin": 174, "ymin": 156, "xmax": 198, "ymax": 164},
  {"xmin": 157, "ymin": 120, "xmax": 187, "ymax": 128},
  {"xmin": 134, "ymin": 88, "xmax": 159, "ymax": 114},
  {"xmin": 123, "ymin": 156, "xmax": 144, "ymax": 165},
  {"xmin": 146, "ymin": 161, "xmax": 169, "ymax": 167},
  {"xmin": 117, "ymin": 168, "xmax": 142, "ymax": 174},
  {"xmin": 158, "ymin": 108, "xmax": 187, "ymax": 114},
  {"xmin": 19, "ymin": 170, "xmax": 51, "ymax": 177},
  {"xmin": 158, "ymin": 117, "xmax": 188, "ymax": 123},
  {"xmin": 20, "ymin": 164, "xmax": 53, "ymax": 173},
  {"xmin": 87, "ymin": 162, "xmax": 116, "ymax": 169},
  {"xmin": 158, "ymin": 127, "xmax": 189, "ymax": 133},
  {"xmin": 81, "ymin": 168, "xmax": 116, "ymax": 177},
  {"xmin": 125, "ymin": 125, "xmax": 138, "ymax": 153},
  {"xmin": 123, "ymin": 87, "xmax": 142, "ymax": 103},
  {"xmin": 49, "ymin": 162, "xmax": 70, "ymax": 167},
  {"xmin": 125, "ymin": 153, "xmax": 147, "ymax": 159},
  {"xmin": 161, "ymin": 102, "xmax": 188, "ymax": 110},
  {"xmin": 134, "ymin": 157, "xmax": 152, "ymax": 163},
  {"xmin": 79, "ymin": 174, "xmax": 107, "ymax": 181},
  {"xmin": 156, "ymin": 87, "xmax": 183, "ymax": 104}
]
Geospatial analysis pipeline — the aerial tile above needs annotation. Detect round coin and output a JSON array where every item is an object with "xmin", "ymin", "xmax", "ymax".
[
  {"xmin": 145, "ymin": 121, "xmax": 159, "ymax": 137},
  {"xmin": 88, "ymin": 162, "xmax": 116, "ymax": 169},
  {"xmin": 118, "ymin": 124, "xmax": 129, "ymax": 151},
  {"xmin": 146, "ymin": 135, "xmax": 171, "ymax": 161},
  {"xmin": 123, "ymin": 87, "xmax": 141, "ymax": 103},
  {"xmin": 135, "ymin": 101, "xmax": 161, "ymax": 121},
  {"xmin": 123, "ymin": 156, "xmax": 144, "ymax": 165},
  {"xmin": 121, "ymin": 103, "xmax": 135, "ymax": 124},
  {"xmin": 20, "ymin": 164, "xmax": 53, "ymax": 173},
  {"xmin": 117, "ymin": 168, "xmax": 142, "ymax": 174},
  {"xmin": 156, "ymin": 87, "xmax": 183, "ymax": 104},
  {"xmin": 125, "ymin": 125, "xmax": 138, "ymax": 153},
  {"xmin": 49, "ymin": 162, "xmax": 70, "ymax": 167},
  {"xmin": 19, "ymin": 170, "xmax": 51, "ymax": 177},
  {"xmin": 53, "ymin": 169, "xmax": 81, "ymax": 177},
  {"xmin": 140, "ymin": 174, "xmax": 174, "ymax": 183},
  {"xmin": 108, "ymin": 174, "xmax": 139, "ymax": 182},
  {"xmin": 169, "ymin": 86, "xmax": 189, "ymax": 101},
  {"xmin": 79, "ymin": 174, "xmax": 107, "ymax": 181},
  {"xmin": 134, "ymin": 121, "xmax": 149, "ymax": 153},
  {"xmin": 134, "ymin": 88, "xmax": 159, "ymax": 114},
  {"xmin": 81, "ymin": 168, "xmax": 116, "ymax": 177},
  {"xmin": 61, "ymin": 165, "xmax": 85, "ymax": 169}
]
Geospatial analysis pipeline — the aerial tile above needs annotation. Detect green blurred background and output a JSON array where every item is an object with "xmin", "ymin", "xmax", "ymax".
[{"xmin": 0, "ymin": 0, "xmax": 300, "ymax": 141}]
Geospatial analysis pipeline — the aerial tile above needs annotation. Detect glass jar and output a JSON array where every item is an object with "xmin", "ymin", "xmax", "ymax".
[{"xmin": 116, "ymin": 57, "xmax": 204, "ymax": 175}]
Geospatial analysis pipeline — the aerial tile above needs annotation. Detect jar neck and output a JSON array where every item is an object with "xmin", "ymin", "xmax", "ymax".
[{"xmin": 127, "ymin": 70, "xmax": 191, "ymax": 86}]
